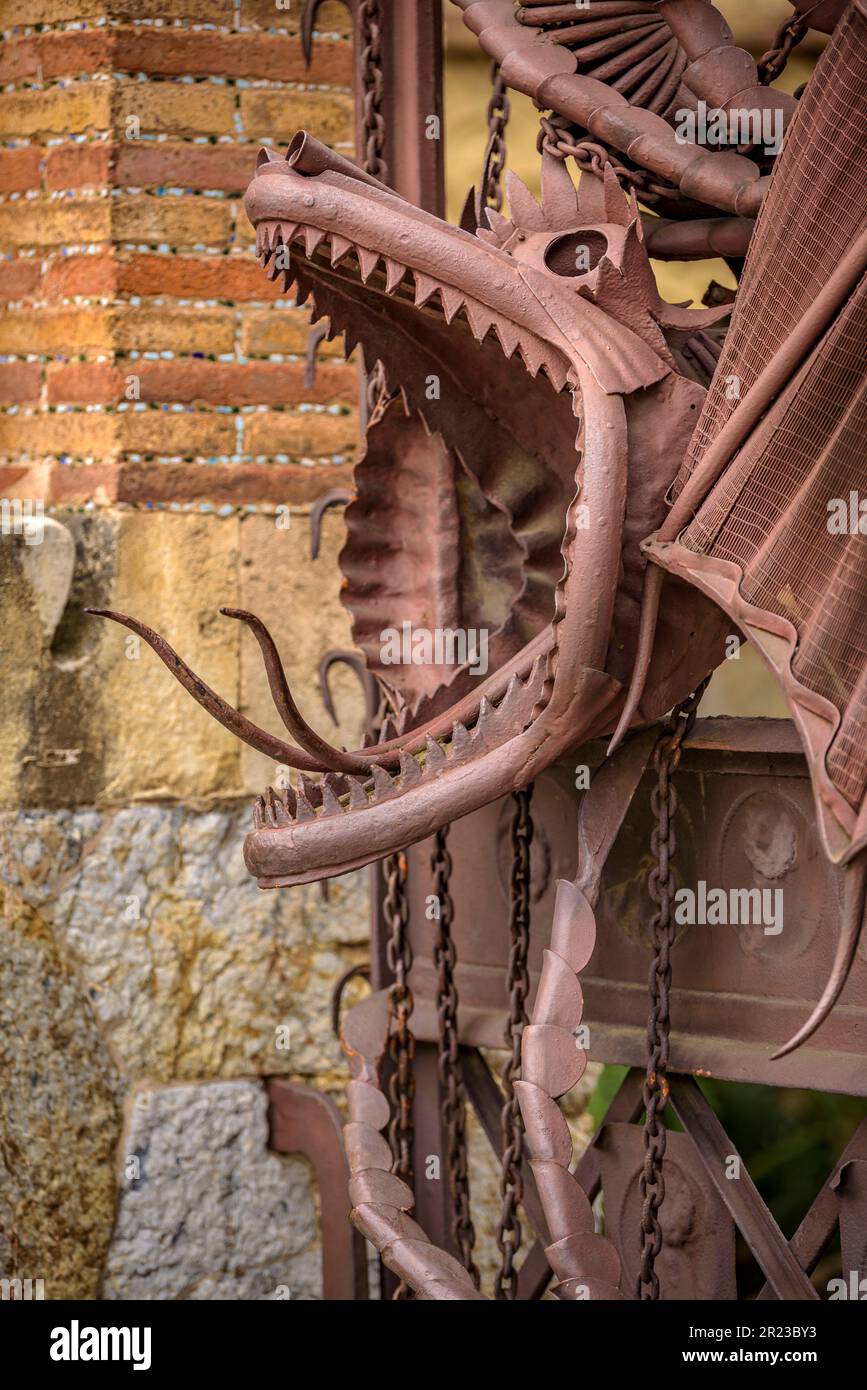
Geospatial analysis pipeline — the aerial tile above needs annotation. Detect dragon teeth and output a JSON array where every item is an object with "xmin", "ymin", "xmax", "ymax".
[
  {"xmin": 439, "ymin": 285, "xmax": 463, "ymax": 325},
  {"xmin": 383, "ymin": 258, "xmax": 406, "ymax": 294},
  {"xmin": 399, "ymin": 749, "xmax": 421, "ymax": 787},
  {"xmin": 320, "ymin": 782, "xmax": 343, "ymax": 817},
  {"xmin": 425, "ymin": 734, "xmax": 447, "ymax": 771},
  {"xmin": 356, "ymin": 247, "xmax": 380, "ymax": 282},
  {"xmin": 347, "ymin": 776, "xmax": 368, "ymax": 809},
  {"xmin": 329, "ymin": 233, "xmax": 353, "ymax": 266},
  {"xmin": 413, "ymin": 271, "xmax": 439, "ymax": 307},
  {"xmin": 451, "ymin": 721, "xmax": 470, "ymax": 756},
  {"xmin": 371, "ymin": 764, "xmax": 396, "ymax": 798}
]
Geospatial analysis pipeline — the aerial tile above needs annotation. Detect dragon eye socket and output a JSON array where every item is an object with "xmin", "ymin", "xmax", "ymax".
[{"xmin": 545, "ymin": 230, "xmax": 608, "ymax": 276}]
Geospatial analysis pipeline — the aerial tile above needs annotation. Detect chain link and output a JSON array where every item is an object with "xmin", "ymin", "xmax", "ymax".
[
  {"xmin": 383, "ymin": 850, "xmax": 415, "ymax": 1300},
  {"xmin": 431, "ymin": 827, "xmax": 480, "ymax": 1286},
  {"xmin": 757, "ymin": 12, "xmax": 808, "ymax": 86},
  {"xmin": 537, "ymin": 114, "xmax": 682, "ymax": 203},
  {"xmin": 358, "ymin": 0, "xmax": 388, "ymax": 183},
  {"xmin": 495, "ymin": 784, "xmax": 534, "ymax": 1300},
  {"xmin": 637, "ymin": 680, "xmax": 710, "ymax": 1300},
  {"xmin": 480, "ymin": 61, "xmax": 511, "ymax": 212}
]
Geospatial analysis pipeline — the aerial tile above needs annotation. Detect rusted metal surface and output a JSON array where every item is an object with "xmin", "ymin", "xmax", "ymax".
[
  {"xmin": 267, "ymin": 1079, "xmax": 368, "ymax": 1300},
  {"xmin": 82, "ymin": 0, "xmax": 867, "ymax": 1301}
]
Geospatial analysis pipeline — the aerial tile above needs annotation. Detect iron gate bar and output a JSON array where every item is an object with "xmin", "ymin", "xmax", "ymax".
[
  {"xmin": 267, "ymin": 1079, "xmax": 368, "ymax": 1300},
  {"xmin": 756, "ymin": 1116, "xmax": 867, "ymax": 1300},
  {"xmin": 668, "ymin": 1075, "xmax": 819, "ymax": 1300}
]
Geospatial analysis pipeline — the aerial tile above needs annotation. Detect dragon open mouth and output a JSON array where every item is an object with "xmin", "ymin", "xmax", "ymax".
[{"xmin": 91, "ymin": 131, "xmax": 730, "ymax": 887}]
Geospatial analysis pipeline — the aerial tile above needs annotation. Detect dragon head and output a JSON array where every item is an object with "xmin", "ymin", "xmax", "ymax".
[{"xmin": 93, "ymin": 131, "xmax": 732, "ymax": 886}]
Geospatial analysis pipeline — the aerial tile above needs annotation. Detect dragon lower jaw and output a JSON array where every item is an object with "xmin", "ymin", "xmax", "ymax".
[{"xmin": 245, "ymin": 665, "xmax": 620, "ymax": 887}]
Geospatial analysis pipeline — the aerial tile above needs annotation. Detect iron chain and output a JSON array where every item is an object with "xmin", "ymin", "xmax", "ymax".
[
  {"xmin": 432, "ymin": 827, "xmax": 480, "ymax": 1286},
  {"xmin": 495, "ymin": 784, "xmax": 534, "ymax": 1300},
  {"xmin": 481, "ymin": 61, "xmax": 511, "ymax": 211},
  {"xmin": 758, "ymin": 13, "xmax": 808, "ymax": 86},
  {"xmin": 538, "ymin": 114, "xmax": 682, "ymax": 203},
  {"xmin": 384, "ymin": 851, "xmax": 415, "ymax": 1300},
  {"xmin": 359, "ymin": 0, "xmax": 388, "ymax": 183},
  {"xmin": 637, "ymin": 679, "xmax": 710, "ymax": 1300}
]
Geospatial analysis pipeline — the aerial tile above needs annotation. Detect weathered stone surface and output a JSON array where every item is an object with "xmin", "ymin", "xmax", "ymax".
[
  {"xmin": 0, "ymin": 873, "xmax": 124, "ymax": 1299},
  {"xmin": 102, "ymin": 1080, "xmax": 321, "ymax": 1300},
  {"xmin": 0, "ymin": 804, "xmax": 368, "ymax": 1084}
]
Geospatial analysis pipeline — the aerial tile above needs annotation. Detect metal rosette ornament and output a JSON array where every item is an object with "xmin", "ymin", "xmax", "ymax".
[
  {"xmin": 516, "ymin": 0, "xmax": 691, "ymax": 120},
  {"xmin": 338, "ymin": 879, "xmax": 624, "ymax": 1300}
]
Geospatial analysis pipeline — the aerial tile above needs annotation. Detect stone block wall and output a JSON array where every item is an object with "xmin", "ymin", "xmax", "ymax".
[{"xmin": 0, "ymin": 0, "xmax": 372, "ymax": 1300}]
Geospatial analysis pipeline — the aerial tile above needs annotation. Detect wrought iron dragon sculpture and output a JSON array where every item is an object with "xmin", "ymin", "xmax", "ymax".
[{"xmin": 89, "ymin": 0, "xmax": 866, "ymax": 1298}]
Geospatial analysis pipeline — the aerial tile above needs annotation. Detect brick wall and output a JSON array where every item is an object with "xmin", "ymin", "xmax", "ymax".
[{"xmin": 0, "ymin": 0, "xmax": 373, "ymax": 1301}]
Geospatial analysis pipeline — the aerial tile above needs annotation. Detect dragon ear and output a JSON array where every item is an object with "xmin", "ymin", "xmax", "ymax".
[{"xmin": 540, "ymin": 150, "xmax": 579, "ymax": 229}]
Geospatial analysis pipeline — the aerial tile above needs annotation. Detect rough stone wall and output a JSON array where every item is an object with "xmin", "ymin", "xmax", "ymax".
[{"xmin": 0, "ymin": 0, "xmax": 370, "ymax": 1300}]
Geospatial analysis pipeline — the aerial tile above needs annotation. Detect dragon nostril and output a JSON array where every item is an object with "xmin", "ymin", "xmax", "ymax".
[{"xmin": 545, "ymin": 230, "xmax": 608, "ymax": 277}]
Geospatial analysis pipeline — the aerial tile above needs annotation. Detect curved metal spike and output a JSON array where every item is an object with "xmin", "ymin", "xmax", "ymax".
[
  {"xmin": 318, "ymin": 648, "xmax": 382, "ymax": 728},
  {"xmin": 304, "ymin": 320, "xmax": 330, "ymax": 389},
  {"xmin": 309, "ymin": 487, "xmax": 352, "ymax": 560},
  {"xmin": 220, "ymin": 608, "xmax": 374, "ymax": 774},
  {"xmin": 85, "ymin": 608, "xmax": 327, "ymax": 772},
  {"xmin": 771, "ymin": 854, "xmax": 867, "ymax": 1059},
  {"xmin": 607, "ymin": 562, "xmax": 665, "ymax": 754}
]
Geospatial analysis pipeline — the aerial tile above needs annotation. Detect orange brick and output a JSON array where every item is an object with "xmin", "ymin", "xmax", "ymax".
[
  {"xmin": 239, "ymin": 89, "xmax": 353, "ymax": 146},
  {"xmin": 111, "ymin": 195, "xmax": 231, "ymax": 248},
  {"xmin": 113, "ymin": 82, "xmax": 235, "ymax": 139},
  {"xmin": 0, "ymin": 84, "xmax": 112, "ymax": 138},
  {"xmin": 42, "ymin": 254, "xmax": 118, "ymax": 299},
  {"xmin": 0, "ymin": 259, "xmax": 42, "ymax": 300},
  {"xmin": 240, "ymin": 306, "xmax": 345, "ymax": 357},
  {"xmin": 0, "ymin": 32, "xmax": 114, "ymax": 83},
  {"xmin": 108, "ymin": 0, "xmax": 233, "ymax": 20},
  {"xmin": 117, "ymin": 408, "xmax": 237, "ymax": 455},
  {"xmin": 0, "ymin": 306, "xmax": 114, "ymax": 355},
  {"xmin": 112, "ymin": 141, "xmax": 256, "ymax": 193},
  {"xmin": 132, "ymin": 359, "xmax": 356, "ymax": 406},
  {"xmin": 116, "ymin": 252, "xmax": 280, "ymax": 301},
  {"xmin": 112, "ymin": 29, "xmax": 351, "ymax": 85},
  {"xmin": 0, "ymin": 198, "xmax": 111, "ymax": 249},
  {"xmin": 239, "ymin": 0, "xmax": 351, "ymax": 38},
  {"xmin": 45, "ymin": 143, "xmax": 111, "ymax": 190},
  {"xmin": 0, "ymin": 411, "xmax": 117, "ymax": 458},
  {"xmin": 111, "ymin": 305, "xmax": 236, "ymax": 355},
  {"xmin": 0, "ymin": 0, "xmax": 105, "ymax": 22},
  {"xmin": 0, "ymin": 147, "xmax": 42, "ymax": 193},
  {"xmin": 0, "ymin": 362, "xmax": 42, "ymax": 403},
  {"xmin": 47, "ymin": 362, "xmax": 123, "ymax": 404},
  {"xmin": 243, "ymin": 408, "xmax": 358, "ymax": 457}
]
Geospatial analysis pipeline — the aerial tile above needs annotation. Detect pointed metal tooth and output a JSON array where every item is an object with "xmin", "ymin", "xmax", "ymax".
[
  {"xmin": 304, "ymin": 226, "xmax": 327, "ymax": 256},
  {"xmin": 280, "ymin": 784, "xmax": 297, "ymax": 819},
  {"xmin": 495, "ymin": 319, "xmax": 520, "ymax": 359},
  {"xmin": 477, "ymin": 695, "xmax": 493, "ymax": 725},
  {"xmin": 265, "ymin": 786, "xmax": 279, "ymax": 826},
  {"xmin": 501, "ymin": 673, "xmax": 520, "ymax": 707},
  {"xmin": 296, "ymin": 776, "xmax": 318, "ymax": 819},
  {"xmin": 347, "ymin": 776, "xmax": 368, "ymax": 809},
  {"xmin": 519, "ymin": 339, "xmax": 544, "ymax": 378},
  {"xmin": 279, "ymin": 221, "xmax": 299, "ymax": 245},
  {"xmin": 413, "ymin": 271, "xmax": 439, "ymax": 307},
  {"xmin": 382, "ymin": 257, "xmax": 406, "ymax": 294},
  {"xmin": 439, "ymin": 286, "xmax": 463, "ymax": 325},
  {"xmin": 464, "ymin": 298, "xmax": 494, "ymax": 343},
  {"xmin": 253, "ymin": 795, "xmax": 265, "ymax": 829},
  {"xmin": 381, "ymin": 717, "xmax": 398, "ymax": 742},
  {"xmin": 399, "ymin": 749, "xmax": 421, "ymax": 787},
  {"xmin": 425, "ymin": 734, "xmax": 446, "ymax": 771},
  {"xmin": 371, "ymin": 764, "xmax": 396, "ymax": 799},
  {"xmin": 321, "ymin": 782, "xmax": 343, "ymax": 816},
  {"xmin": 357, "ymin": 247, "xmax": 380, "ymax": 282},
  {"xmin": 295, "ymin": 280, "xmax": 311, "ymax": 307},
  {"xmin": 451, "ymin": 721, "xmax": 469, "ymax": 756},
  {"xmin": 329, "ymin": 233, "xmax": 353, "ymax": 266},
  {"xmin": 475, "ymin": 228, "xmax": 499, "ymax": 246}
]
